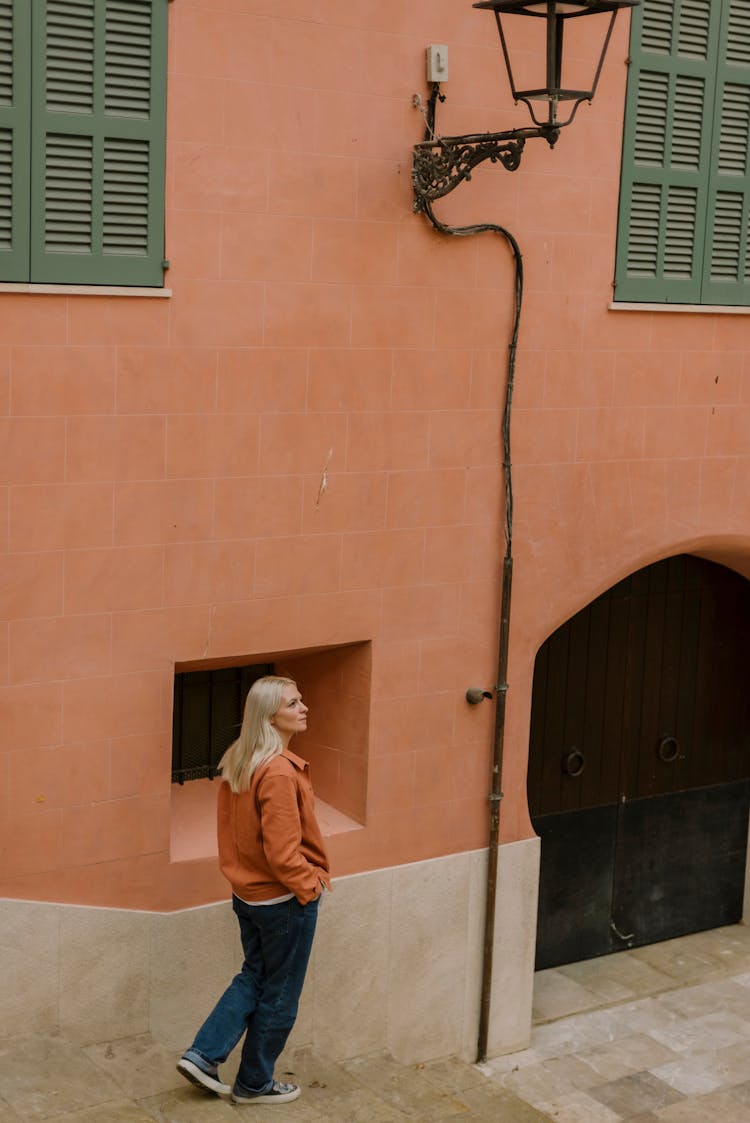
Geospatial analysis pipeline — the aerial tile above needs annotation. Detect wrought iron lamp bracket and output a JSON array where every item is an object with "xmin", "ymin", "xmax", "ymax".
[{"xmin": 412, "ymin": 83, "xmax": 560, "ymax": 214}]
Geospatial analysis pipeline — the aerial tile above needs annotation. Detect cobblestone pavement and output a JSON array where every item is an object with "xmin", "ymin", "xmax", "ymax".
[
  {"xmin": 481, "ymin": 924, "xmax": 750, "ymax": 1122},
  {"xmin": 0, "ymin": 1037, "xmax": 550, "ymax": 1122},
  {"xmin": 2, "ymin": 926, "xmax": 749, "ymax": 1122}
]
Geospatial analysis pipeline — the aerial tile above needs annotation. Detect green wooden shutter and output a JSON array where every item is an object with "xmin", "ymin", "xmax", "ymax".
[
  {"xmin": 0, "ymin": 0, "xmax": 31, "ymax": 281},
  {"xmin": 29, "ymin": 0, "xmax": 167, "ymax": 286},
  {"xmin": 614, "ymin": 0, "xmax": 721, "ymax": 303},
  {"xmin": 700, "ymin": 0, "xmax": 750, "ymax": 305}
]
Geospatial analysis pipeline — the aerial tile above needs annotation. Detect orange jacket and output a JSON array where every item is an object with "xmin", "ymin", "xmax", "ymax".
[{"xmin": 217, "ymin": 749, "xmax": 331, "ymax": 906}]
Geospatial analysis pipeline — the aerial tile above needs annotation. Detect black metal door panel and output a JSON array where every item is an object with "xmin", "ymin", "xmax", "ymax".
[
  {"xmin": 534, "ymin": 805, "xmax": 618, "ymax": 970},
  {"xmin": 612, "ymin": 780, "xmax": 750, "ymax": 950}
]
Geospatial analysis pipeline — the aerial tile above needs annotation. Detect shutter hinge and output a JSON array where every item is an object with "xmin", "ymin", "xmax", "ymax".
[{"xmin": 162, "ymin": 259, "xmax": 171, "ymax": 270}]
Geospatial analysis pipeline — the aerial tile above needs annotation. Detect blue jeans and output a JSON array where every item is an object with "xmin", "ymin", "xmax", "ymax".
[{"xmin": 185, "ymin": 894, "xmax": 319, "ymax": 1094}]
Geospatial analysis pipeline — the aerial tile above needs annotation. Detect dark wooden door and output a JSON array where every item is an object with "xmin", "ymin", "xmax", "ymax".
[{"xmin": 529, "ymin": 555, "xmax": 750, "ymax": 970}]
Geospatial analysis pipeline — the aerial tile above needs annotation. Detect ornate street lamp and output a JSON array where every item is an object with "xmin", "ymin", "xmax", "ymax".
[{"xmin": 413, "ymin": 0, "xmax": 639, "ymax": 212}]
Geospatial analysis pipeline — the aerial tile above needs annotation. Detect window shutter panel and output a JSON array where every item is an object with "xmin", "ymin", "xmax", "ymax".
[
  {"xmin": 700, "ymin": 0, "xmax": 750, "ymax": 305},
  {"xmin": 0, "ymin": 0, "xmax": 31, "ymax": 280},
  {"xmin": 614, "ymin": 0, "xmax": 721, "ymax": 303},
  {"xmin": 29, "ymin": 0, "xmax": 167, "ymax": 286}
]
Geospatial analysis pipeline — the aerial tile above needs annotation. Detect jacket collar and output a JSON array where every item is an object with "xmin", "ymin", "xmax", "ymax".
[{"xmin": 281, "ymin": 748, "xmax": 308, "ymax": 771}]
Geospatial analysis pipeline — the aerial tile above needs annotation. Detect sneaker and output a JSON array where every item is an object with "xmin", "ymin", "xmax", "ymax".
[
  {"xmin": 177, "ymin": 1056, "xmax": 231, "ymax": 1096},
  {"xmin": 231, "ymin": 1080, "xmax": 301, "ymax": 1104}
]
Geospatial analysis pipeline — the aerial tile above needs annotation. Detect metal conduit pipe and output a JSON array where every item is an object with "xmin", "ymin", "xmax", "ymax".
[{"xmin": 421, "ymin": 199, "xmax": 523, "ymax": 1065}]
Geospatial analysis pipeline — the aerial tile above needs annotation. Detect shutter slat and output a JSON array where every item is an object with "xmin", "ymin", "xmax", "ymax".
[
  {"xmin": 671, "ymin": 75, "xmax": 704, "ymax": 170},
  {"xmin": 627, "ymin": 183, "xmax": 662, "ymax": 276},
  {"xmin": 677, "ymin": 0, "xmax": 711, "ymax": 60},
  {"xmin": 718, "ymin": 84, "xmax": 750, "ymax": 174},
  {"xmin": 45, "ymin": 0, "xmax": 94, "ymax": 113},
  {"xmin": 44, "ymin": 132, "xmax": 92, "ymax": 252},
  {"xmin": 0, "ymin": 0, "xmax": 13, "ymax": 105},
  {"xmin": 710, "ymin": 191, "xmax": 743, "ymax": 281},
  {"xmin": 103, "ymin": 135, "xmax": 149, "ymax": 254},
  {"xmin": 634, "ymin": 71, "xmax": 669, "ymax": 165},
  {"xmin": 664, "ymin": 185, "xmax": 698, "ymax": 277},
  {"xmin": 105, "ymin": 0, "xmax": 152, "ymax": 118},
  {"xmin": 641, "ymin": 0, "xmax": 674, "ymax": 54},
  {"xmin": 0, "ymin": 124, "xmax": 12, "ymax": 247},
  {"xmin": 727, "ymin": 0, "xmax": 750, "ymax": 67},
  {"xmin": 0, "ymin": 0, "xmax": 31, "ymax": 279}
]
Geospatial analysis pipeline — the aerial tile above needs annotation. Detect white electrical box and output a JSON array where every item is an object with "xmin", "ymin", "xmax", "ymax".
[{"xmin": 426, "ymin": 44, "xmax": 448, "ymax": 83}]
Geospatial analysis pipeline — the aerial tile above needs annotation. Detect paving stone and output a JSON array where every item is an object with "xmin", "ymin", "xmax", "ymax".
[
  {"xmin": 0, "ymin": 1032, "xmax": 121, "ymax": 1120},
  {"xmin": 660, "ymin": 977, "xmax": 750, "ymax": 1023},
  {"xmin": 302, "ymin": 1088, "xmax": 406, "ymax": 1122},
  {"xmin": 455, "ymin": 1080, "xmax": 554, "ymax": 1122},
  {"xmin": 574, "ymin": 1031, "xmax": 680, "ymax": 1084},
  {"xmin": 645, "ymin": 1009, "xmax": 749, "ymax": 1055},
  {"xmin": 557, "ymin": 950, "xmax": 675, "ymax": 1006},
  {"xmin": 341, "ymin": 1053, "xmax": 468, "ymax": 1118},
  {"xmin": 54, "ymin": 1102, "xmax": 158, "ymax": 1123},
  {"xmin": 679, "ymin": 928, "xmax": 750, "ymax": 975},
  {"xmin": 648, "ymin": 1055, "xmax": 726, "ymax": 1097},
  {"xmin": 531, "ymin": 1006, "xmax": 633, "ymax": 1058},
  {"xmin": 588, "ymin": 1070, "xmax": 685, "ymax": 1116},
  {"xmin": 499, "ymin": 1057, "xmax": 583, "ymax": 1106},
  {"xmin": 278, "ymin": 1047, "xmax": 362, "ymax": 1097},
  {"xmin": 653, "ymin": 1088, "xmax": 750, "ymax": 1121},
  {"xmin": 728, "ymin": 1080, "xmax": 750, "ymax": 1108},
  {"xmin": 617, "ymin": 996, "xmax": 687, "ymax": 1036},
  {"xmin": 417, "ymin": 1056, "xmax": 488, "ymax": 1094},
  {"xmin": 532, "ymin": 968, "xmax": 602, "ymax": 1022},
  {"xmin": 629, "ymin": 943, "xmax": 726, "ymax": 988},
  {"xmin": 535, "ymin": 1090, "xmax": 622, "ymax": 1121},
  {"xmin": 0, "ymin": 1097, "xmax": 22, "ymax": 1123},
  {"xmin": 84, "ymin": 1033, "xmax": 186, "ymax": 1098},
  {"xmin": 138, "ymin": 1087, "xmax": 240, "ymax": 1122}
]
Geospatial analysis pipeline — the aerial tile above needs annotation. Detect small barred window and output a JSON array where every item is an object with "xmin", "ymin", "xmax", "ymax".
[{"xmin": 171, "ymin": 662, "xmax": 273, "ymax": 784}]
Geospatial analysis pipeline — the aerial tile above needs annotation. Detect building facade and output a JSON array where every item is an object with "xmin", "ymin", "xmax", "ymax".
[{"xmin": 1, "ymin": 0, "xmax": 749, "ymax": 1065}]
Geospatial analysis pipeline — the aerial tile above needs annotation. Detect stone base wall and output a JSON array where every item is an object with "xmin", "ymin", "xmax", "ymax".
[{"xmin": 0, "ymin": 839, "xmax": 540, "ymax": 1065}]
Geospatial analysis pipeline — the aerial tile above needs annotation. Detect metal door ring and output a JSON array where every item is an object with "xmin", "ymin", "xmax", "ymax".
[
  {"xmin": 563, "ymin": 749, "xmax": 585, "ymax": 778},
  {"xmin": 658, "ymin": 735, "xmax": 679, "ymax": 763}
]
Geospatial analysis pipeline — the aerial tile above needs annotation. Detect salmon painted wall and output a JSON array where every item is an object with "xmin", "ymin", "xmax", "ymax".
[{"xmin": 1, "ymin": 2, "xmax": 748, "ymax": 910}]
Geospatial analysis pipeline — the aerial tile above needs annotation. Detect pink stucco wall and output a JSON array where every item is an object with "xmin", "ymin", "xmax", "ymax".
[{"xmin": 1, "ymin": 2, "xmax": 748, "ymax": 910}]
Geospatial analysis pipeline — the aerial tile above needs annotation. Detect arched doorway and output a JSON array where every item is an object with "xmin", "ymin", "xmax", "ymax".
[{"xmin": 529, "ymin": 554, "xmax": 750, "ymax": 970}]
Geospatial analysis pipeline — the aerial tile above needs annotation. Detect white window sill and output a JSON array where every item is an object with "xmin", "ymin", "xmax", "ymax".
[
  {"xmin": 0, "ymin": 283, "xmax": 171, "ymax": 297},
  {"xmin": 609, "ymin": 301, "xmax": 750, "ymax": 315}
]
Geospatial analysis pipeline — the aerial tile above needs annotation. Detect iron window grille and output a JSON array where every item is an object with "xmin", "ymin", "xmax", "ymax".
[{"xmin": 171, "ymin": 662, "xmax": 273, "ymax": 784}]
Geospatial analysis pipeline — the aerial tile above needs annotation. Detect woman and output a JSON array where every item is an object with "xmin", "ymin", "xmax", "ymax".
[{"xmin": 177, "ymin": 675, "xmax": 331, "ymax": 1105}]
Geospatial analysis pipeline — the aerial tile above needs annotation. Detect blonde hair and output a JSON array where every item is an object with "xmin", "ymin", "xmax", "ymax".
[{"xmin": 218, "ymin": 675, "xmax": 296, "ymax": 794}]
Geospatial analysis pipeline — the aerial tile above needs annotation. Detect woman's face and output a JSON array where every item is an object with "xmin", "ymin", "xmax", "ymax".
[{"xmin": 271, "ymin": 683, "xmax": 308, "ymax": 741}]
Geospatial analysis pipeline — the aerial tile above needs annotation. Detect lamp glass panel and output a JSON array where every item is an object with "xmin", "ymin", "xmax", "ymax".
[
  {"xmin": 555, "ymin": 10, "xmax": 609, "ymax": 97},
  {"xmin": 495, "ymin": 12, "xmax": 548, "ymax": 97},
  {"xmin": 498, "ymin": 9, "xmax": 611, "ymax": 100}
]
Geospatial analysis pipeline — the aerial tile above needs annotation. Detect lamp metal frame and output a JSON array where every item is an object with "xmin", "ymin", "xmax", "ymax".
[{"xmin": 412, "ymin": 0, "xmax": 638, "ymax": 213}]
